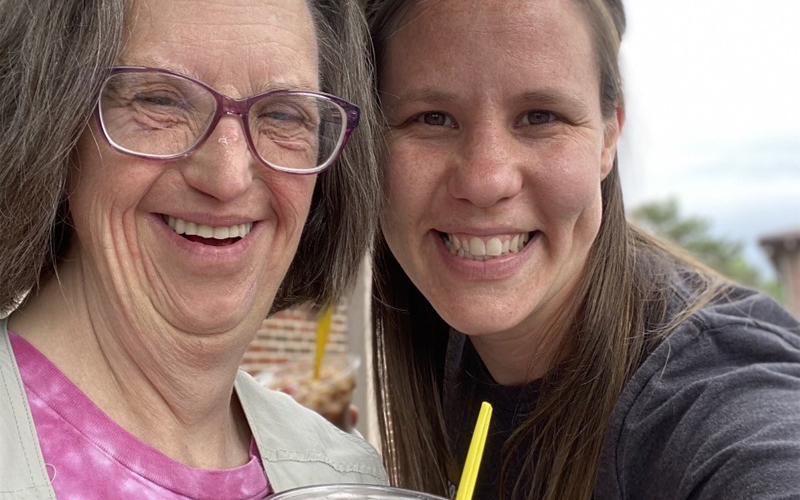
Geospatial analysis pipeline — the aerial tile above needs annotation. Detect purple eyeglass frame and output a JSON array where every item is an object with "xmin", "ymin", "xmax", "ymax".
[{"xmin": 95, "ymin": 66, "xmax": 361, "ymax": 175}]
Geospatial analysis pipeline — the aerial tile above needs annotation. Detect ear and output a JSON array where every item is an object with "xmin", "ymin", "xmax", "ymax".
[{"xmin": 600, "ymin": 104, "xmax": 624, "ymax": 179}]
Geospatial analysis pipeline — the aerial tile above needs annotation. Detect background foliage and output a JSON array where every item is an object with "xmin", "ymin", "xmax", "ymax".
[{"xmin": 631, "ymin": 198, "xmax": 784, "ymax": 303}]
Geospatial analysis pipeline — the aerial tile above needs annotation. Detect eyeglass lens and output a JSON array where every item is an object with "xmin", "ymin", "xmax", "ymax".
[{"xmin": 99, "ymin": 71, "xmax": 347, "ymax": 172}]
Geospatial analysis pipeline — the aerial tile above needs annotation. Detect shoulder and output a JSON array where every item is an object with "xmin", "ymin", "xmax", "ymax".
[
  {"xmin": 597, "ymin": 288, "xmax": 800, "ymax": 500},
  {"xmin": 0, "ymin": 319, "xmax": 56, "ymax": 498},
  {"xmin": 662, "ymin": 286, "xmax": 800, "ymax": 372},
  {"xmin": 234, "ymin": 370, "xmax": 388, "ymax": 491}
]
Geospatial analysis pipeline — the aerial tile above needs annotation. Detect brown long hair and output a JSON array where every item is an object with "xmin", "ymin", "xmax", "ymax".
[
  {"xmin": 0, "ymin": 0, "xmax": 381, "ymax": 314},
  {"xmin": 368, "ymin": 0, "xmax": 727, "ymax": 498}
]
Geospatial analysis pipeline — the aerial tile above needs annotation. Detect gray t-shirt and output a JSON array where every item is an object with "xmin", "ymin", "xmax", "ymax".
[{"xmin": 443, "ymin": 286, "xmax": 800, "ymax": 499}]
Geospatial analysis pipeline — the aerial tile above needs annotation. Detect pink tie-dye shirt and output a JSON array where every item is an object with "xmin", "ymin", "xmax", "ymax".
[{"xmin": 9, "ymin": 333, "xmax": 272, "ymax": 500}]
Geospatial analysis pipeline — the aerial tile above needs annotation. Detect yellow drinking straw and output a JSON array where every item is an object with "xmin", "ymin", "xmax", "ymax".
[
  {"xmin": 455, "ymin": 401, "xmax": 493, "ymax": 500},
  {"xmin": 313, "ymin": 305, "xmax": 334, "ymax": 380}
]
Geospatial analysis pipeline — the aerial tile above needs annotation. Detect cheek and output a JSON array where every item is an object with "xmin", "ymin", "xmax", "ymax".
[
  {"xmin": 380, "ymin": 163, "xmax": 410, "ymax": 250},
  {"xmin": 69, "ymin": 131, "xmax": 106, "ymax": 211},
  {"xmin": 384, "ymin": 141, "xmax": 415, "ymax": 205},
  {"xmin": 381, "ymin": 143, "xmax": 431, "ymax": 260},
  {"xmin": 383, "ymin": 139, "xmax": 442, "ymax": 223},
  {"xmin": 69, "ymin": 132, "xmax": 147, "ymax": 232},
  {"xmin": 532, "ymin": 139, "xmax": 604, "ymax": 222},
  {"xmin": 269, "ymin": 173, "xmax": 317, "ymax": 233}
]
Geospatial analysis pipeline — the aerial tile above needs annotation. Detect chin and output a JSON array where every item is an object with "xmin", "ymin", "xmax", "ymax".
[
  {"xmin": 173, "ymin": 310, "xmax": 249, "ymax": 335},
  {"xmin": 435, "ymin": 301, "xmax": 532, "ymax": 338},
  {"xmin": 448, "ymin": 318, "xmax": 520, "ymax": 337},
  {"xmin": 167, "ymin": 292, "xmax": 266, "ymax": 335}
]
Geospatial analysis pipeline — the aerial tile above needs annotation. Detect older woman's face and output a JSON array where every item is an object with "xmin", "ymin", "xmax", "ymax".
[
  {"xmin": 380, "ymin": 0, "xmax": 621, "ymax": 339},
  {"xmin": 69, "ymin": 0, "xmax": 319, "ymax": 333}
]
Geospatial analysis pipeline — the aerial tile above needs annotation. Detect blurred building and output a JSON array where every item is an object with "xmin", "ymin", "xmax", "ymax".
[
  {"xmin": 760, "ymin": 229, "xmax": 800, "ymax": 319},
  {"xmin": 241, "ymin": 301, "xmax": 350, "ymax": 374}
]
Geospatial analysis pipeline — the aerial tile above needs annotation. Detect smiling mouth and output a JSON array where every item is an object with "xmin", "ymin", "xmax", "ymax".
[
  {"xmin": 440, "ymin": 231, "xmax": 535, "ymax": 261},
  {"xmin": 162, "ymin": 215, "xmax": 253, "ymax": 247}
]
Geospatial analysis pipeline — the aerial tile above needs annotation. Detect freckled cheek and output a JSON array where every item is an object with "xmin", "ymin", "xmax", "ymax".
[
  {"xmin": 384, "ymin": 142, "xmax": 444, "ymax": 217},
  {"xmin": 381, "ymin": 147, "xmax": 434, "ymax": 253},
  {"xmin": 532, "ymin": 147, "xmax": 604, "ymax": 223}
]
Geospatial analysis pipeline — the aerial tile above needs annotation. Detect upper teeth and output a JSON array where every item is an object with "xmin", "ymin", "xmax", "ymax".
[
  {"xmin": 165, "ymin": 216, "xmax": 253, "ymax": 239},
  {"xmin": 444, "ymin": 232, "xmax": 530, "ymax": 261}
]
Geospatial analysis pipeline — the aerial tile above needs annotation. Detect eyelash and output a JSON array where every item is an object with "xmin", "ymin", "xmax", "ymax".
[
  {"xmin": 411, "ymin": 111, "xmax": 457, "ymax": 128},
  {"xmin": 404, "ymin": 110, "xmax": 560, "ymax": 128},
  {"xmin": 515, "ymin": 110, "xmax": 559, "ymax": 127}
]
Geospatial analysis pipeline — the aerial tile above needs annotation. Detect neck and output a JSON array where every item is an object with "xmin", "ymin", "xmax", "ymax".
[
  {"xmin": 8, "ymin": 261, "xmax": 256, "ymax": 469},
  {"xmin": 468, "ymin": 279, "xmax": 581, "ymax": 386},
  {"xmin": 469, "ymin": 322, "xmax": 567, "ymax": 386}
]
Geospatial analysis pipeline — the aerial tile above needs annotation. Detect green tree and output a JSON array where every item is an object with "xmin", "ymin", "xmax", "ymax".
[{"xmin": 630, "ymin": 198, "xmax": 784, "ymax": 302}]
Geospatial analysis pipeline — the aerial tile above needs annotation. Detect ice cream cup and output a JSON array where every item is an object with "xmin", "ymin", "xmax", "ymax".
[{"xmin": 256, "ymin": 353, "xmax": 360, "ymax": 431}]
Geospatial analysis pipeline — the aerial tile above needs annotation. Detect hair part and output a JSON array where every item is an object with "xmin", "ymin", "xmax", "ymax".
[
  {"xmin": 0, "ymin": 0, "xmax": 380, "ymax": 315},
  {"xmin": 368, "ymin": 0, "xmax": 728, "ymax": 498}
]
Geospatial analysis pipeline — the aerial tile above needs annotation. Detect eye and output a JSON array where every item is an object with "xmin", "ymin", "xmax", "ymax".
[
  {"xmin": 133, "ymin": 93, "xmax": 184, "ymax": 108},
  {"xmin": 254, "ymin": 96, "xmax": 318, "ymax": 130},
  {"xmin": 263, "ymin": 109, "xmax": 301, "ymax": 122},
  {"xmin": 415, "ymin": 111, "xmax": 456, "ymax": 127},
  {"xmin": 516, "ymin": 110, "xmax": 557, "ymax": 126}
]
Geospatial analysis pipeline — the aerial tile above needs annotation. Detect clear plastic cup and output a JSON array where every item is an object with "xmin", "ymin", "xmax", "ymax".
[
  {"xmin": 255, "ymin": 353, "xmax": 360, "ymax": 431},
  {"xmin": 265, "ymin": 484, "xmax": 448, "ymax": 499}
]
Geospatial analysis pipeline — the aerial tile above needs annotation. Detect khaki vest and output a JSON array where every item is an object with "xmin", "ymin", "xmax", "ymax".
[{"xmin": 0, "ymin": 318, "xmax": 387, "ymax": 499}]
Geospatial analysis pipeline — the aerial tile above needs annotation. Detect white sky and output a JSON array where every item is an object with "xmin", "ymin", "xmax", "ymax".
[{"xmin": 617, "ymin": 0, "xmax": 800, "ymax": 276}]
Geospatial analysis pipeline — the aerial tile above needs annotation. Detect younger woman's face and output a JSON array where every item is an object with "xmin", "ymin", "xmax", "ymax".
[{"xmin": 380, "ymin": 0, "xmax": 621, "ymax": 340}]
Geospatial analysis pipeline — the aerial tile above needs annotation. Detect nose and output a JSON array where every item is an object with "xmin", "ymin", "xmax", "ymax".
[
  {"xmin": 447, "ymin": 124, "xmax": 524, "ymax": 208},
  {"xmin": 180, "ymin": 116, "xmax": 254, "ymax": 202}
]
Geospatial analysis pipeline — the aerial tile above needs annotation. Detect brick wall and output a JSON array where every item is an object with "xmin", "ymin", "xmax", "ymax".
[{"xmin": 240, "ymin": 298, "xmax": 350, "ymax": 375}]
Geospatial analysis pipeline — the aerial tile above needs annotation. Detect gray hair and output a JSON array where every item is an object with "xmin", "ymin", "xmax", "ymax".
[{"xmin": 0, "ymin": 0, "xmax": 381, "ymax": 314}]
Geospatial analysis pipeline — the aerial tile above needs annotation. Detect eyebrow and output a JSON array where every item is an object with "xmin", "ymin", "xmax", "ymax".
[
  {"xmin": 117, "ymin": 58, "xmax": 318, "ymax": 93},
  {"xmin": 383, "ymin": 86, "xmax": 589, "ymax": 111},
  {"xmin": 519, "ymin": 89, "xmax": 589, "ymax": 110},
  {"xmin": 381, "ymin": 87, "xmax": 460, "ymax": 105},
  {"xmin": 255, "ymin": 81, "xmax": 318, "ymax": 93},
  {"xmin": 117, "ymin": 57, "xmax": 196, "ymax": 78}
]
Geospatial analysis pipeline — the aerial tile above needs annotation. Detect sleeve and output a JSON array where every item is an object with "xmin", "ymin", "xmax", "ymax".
[{"xmin": 603, "ymin": 317, "xmax": 800, "ymax": 500}]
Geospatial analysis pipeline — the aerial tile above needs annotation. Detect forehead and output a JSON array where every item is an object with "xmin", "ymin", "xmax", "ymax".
[
  {"xmin": 382, "ymin": 0, "xmax": 597, "ymax": 100},
  {"xmin": 120, "ymin": 0, "xmax": 320, "ymax": 94}
]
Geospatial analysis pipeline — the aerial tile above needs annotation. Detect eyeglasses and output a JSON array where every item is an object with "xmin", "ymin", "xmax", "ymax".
[{"xmin": 95, "ymin": 67, "xmax": 360, "ymax": 174}]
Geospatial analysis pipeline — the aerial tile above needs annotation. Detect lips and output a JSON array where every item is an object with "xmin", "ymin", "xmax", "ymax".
[{"xmin": 162, "ymin": 215, "xmax": 253, "ymax": 247}]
